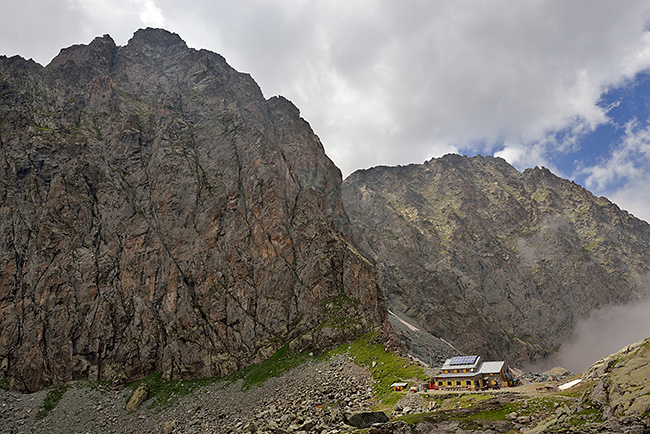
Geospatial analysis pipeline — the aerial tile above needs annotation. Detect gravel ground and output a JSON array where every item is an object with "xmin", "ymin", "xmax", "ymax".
[{"xmin": 0, "ymin": 354, "xmax": 376, "ymax": 434}]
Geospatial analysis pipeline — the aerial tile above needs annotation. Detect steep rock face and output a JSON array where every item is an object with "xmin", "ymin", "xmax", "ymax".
[
  {"xmin": 342, "ymin": 154, "xmax": 650, "ymax": 366},
  {"xmin": 0, "ymin": 29, "xmax": 388, "ymax": 392}
]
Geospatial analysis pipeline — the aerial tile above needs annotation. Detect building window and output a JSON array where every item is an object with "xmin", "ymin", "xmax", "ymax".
[{"xmin": 447, "ymin": 381, "xmax": 451, "ymax": 386}]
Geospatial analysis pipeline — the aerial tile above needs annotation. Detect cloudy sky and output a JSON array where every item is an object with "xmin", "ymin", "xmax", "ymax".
[{"xmin": 3, "ymin": 0, "xmax": 650, "ymax": 222}]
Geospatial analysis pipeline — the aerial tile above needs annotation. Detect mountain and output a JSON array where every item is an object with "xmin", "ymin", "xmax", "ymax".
[
  {"xmin": 0, "ymin": 28, "xmax": 389, "ymax": 392},
  {"xmin": 342, "ymin": 154, "xmax": 650, "ymax": 366}
]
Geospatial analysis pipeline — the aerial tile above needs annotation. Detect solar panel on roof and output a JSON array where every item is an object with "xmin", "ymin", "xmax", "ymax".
[{"xmin": 449, "ymin": 355, "xmax": 478, "ymax": 365}]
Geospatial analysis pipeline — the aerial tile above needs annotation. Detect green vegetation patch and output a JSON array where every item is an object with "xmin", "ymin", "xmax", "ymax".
[
  {"xmin": 125, "ymin": 371, "xmax": 217, "ymax": 410},
  {"xmin": 392, "ymin": 411, "xmax": 437, "ymax": 424},
  {"xmin": 569, "ymin": 407, "xmax": 603, "ymax": 426},
  {"xmin": 380, "ymin": 390, "xmax": 407, "ymax": 408},
  {"xmin": 392, "ymin": 395, "xmax": 513, "ymax": 427},
  {"xmin": 462, "ymin": 401, "xmax": 521, "ymax": 422},
  {"xmin": 228, "ymin": 344, "xmax": 314, "ymax": 391},
  {"xmin": 124, "ymin": 344, "xmax": 316, "ymax": 409},
  {"xmin": 437, "ymin": 393, "xmax": 495, "ymax": 411},
  {"xmin": 329, "ymin": 332, "xmax": 427, "ymax": 406},
  {"xmin": 518, "ymin": 396, "xmax": 567, "ymax": 419},
  {"xmin": 36, "ymin": 384, "xmax": 70, "ymax": 420},
  {"xmin": 29, "ymin": 119, "xmax": 50, "ymax": 132}
]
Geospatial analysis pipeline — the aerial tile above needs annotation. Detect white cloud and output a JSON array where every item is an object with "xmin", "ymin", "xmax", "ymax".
[
  {"xmin": 582, "ymin": 120, "xmax": 650, "ymax": 189},
  {"xmin": 579, "ymin": 118, "xmax": 650, "ymax": 222},
  {"xmin": 157, "ymin": 1, "xmax": 650, "ymax": 176},
  {"xmin": 0, "ymin": 0, "xmax": 169, "ymax": 60},
  {"xmin": 3, "ymin": 1, "xmax": 650, "ymax": 179},
  {"xmin": 496, "ymin": 115, "xmax": 598, "ymax": 177},
  {"xmin": 137, "ymin": 0, "xmax": 166, "ymax": 27},
  {"xmin": 0, "ymin": 1, "xmax": 87, "ymax": 64},
  {"xmin": 610, "ymin": 176, "xmax": 650, "ymax": 223},
  {"xmin": 495, "ymin": 144, "xmax": 547, "ymax": 171},
  {"xmin": 69, "ymin": 0, "xmax": 165, "ymax": 31}
]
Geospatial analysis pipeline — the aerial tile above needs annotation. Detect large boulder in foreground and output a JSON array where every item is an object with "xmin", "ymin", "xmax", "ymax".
[{"xmin": 346, "ymin": 411, "xmax": 389, "ymax": 428}]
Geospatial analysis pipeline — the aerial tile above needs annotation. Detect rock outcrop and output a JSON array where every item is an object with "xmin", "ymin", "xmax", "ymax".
[
  {"xmin": 525, "ymin": 336, "xmax": 650, "ymax": 433},
  {"xmin": 342, "ymin": 155, "xmax": 650, "ymax": 366},
  {"xmin": 0, "ymin": 28, "xmax": 388, "ymax": 392},
  {"xmin": 582, "ymin": 337, "xmax": 650, "ymax": 419}
]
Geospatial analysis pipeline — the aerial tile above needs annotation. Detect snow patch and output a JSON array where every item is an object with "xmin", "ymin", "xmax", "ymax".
[{"xmin": 558, "ymin": 379, "xmax": 582, "ymax": 390}]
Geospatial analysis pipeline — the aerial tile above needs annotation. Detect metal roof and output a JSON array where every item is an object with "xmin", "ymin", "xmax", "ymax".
[{"xmin": 477, "ymin": 361, "xmax": 504, "ymax": 374}]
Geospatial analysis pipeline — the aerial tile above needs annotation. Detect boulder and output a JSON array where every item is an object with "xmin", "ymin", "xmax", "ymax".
[
  {"xmin": 583, "ymin": 338, "xmax": 650, "ymax": 418},
  {"xmin": 345, "ymin": 411, "xmax": 389, "ymax": 428},
  {"xmin": 125, "ymin": 384, "xmax": 148, "ymax": 413},
  {"xmin": 162, "ymin": 420, "xmax": 175, "ymax": 434},
  {"xmin": 517, "ymin": 415, "xmax": 532, "ymax": 424},
  {"xmin": 542, "ymin": 367, "xmax": 570, "ymax": 378}
]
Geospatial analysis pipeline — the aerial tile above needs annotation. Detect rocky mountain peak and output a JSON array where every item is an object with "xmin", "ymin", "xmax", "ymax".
[
  {"xmin": 0, "ymin": 29, "xmax": 390, "ymax": 392},
  {"xmin": 47, "ymin": 34, "xmax": 117, "ymax": 71},
  {"xmin": 130, "ymin": 27, "xmax": 185, "ymax": 46},
  {"xmin": 522, "ymin": 165, "xmax": 562, "ymax": 185},
  {"xmin": 342, "ymin": 154, "xmax": 650, "ymax": 366},
  {"xmin": 125, "ymin": 28, "xmax": 188, "ymax": 55}
]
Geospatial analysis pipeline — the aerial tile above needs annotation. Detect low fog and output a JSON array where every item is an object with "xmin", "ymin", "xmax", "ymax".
[{"xmin": 546, "ymin": 297, "xmax": 650, "ymax": 374}]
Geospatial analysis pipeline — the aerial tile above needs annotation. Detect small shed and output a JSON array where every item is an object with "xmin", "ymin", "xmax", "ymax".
[{"xmin": 390, "ymin": 382, "xmax": 408, "ymax": 391}]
